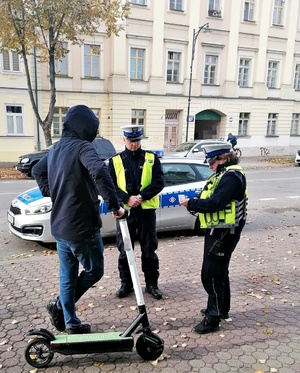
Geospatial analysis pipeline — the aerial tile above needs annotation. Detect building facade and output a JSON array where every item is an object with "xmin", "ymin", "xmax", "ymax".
[{"xmin": 1, "ymin": 0, "xmax": 300, "ymax": 161}]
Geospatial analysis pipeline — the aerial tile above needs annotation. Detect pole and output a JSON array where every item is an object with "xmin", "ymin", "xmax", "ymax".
[{"xmin": 186, "ymin": 23, "xmax": 209, "ymax": 142}]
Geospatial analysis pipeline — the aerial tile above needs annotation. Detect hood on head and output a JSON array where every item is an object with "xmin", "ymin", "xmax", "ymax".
[{"xmin": 63, "ymin": 105, "xmax": 99, "ymax": 142}]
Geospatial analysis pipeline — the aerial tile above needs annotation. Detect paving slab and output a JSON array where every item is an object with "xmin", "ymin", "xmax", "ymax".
[{"xmin": 0, "ymin": 220, "xmax": 300, "ymax": 372}]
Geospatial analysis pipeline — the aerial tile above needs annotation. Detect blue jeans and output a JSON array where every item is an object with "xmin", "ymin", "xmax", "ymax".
[{"xmin": 54, "ymin": 233, "xmax": 104, "ymax": 328}]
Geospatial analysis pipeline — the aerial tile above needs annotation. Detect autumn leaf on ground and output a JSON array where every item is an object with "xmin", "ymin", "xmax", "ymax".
[
  {"xmin": 264, "ymin": 328, "xmax": 274, "ymax": 334},
  {"xmin": 272, "ymin": 277, "xmax": 281, "ymax": 284},
  {"xmin": 94, "ymin": 361, "xmax": 104, "ymax": 367}
]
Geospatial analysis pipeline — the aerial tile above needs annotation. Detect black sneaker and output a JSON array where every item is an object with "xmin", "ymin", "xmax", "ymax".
[
  {"xmin": 67, "ymin": 324, "xmax": 91, "ymax": 334},
  {"xmin": 116, "ymin": 284, "xmax": 134, "ymax": 298},
  {"xmin": 46, "ymin": 299, "xmax": 65, "ymax": 332},
  {"xmin": 201, "ymin": 308, "xmax": 229, "ymax": 320},
  {"xmin": 194, "ymin": 317, "xmax": 220, "ymax": 334}
]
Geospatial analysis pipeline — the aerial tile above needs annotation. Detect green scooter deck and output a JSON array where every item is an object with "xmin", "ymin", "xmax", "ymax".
[{"xmin": 50, "ymin": 332, "xmax": 134, "ymax": 355}]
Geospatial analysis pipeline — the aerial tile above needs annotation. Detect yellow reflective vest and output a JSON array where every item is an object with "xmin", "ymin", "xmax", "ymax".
[
  {"xmin": 112, "ymin": 152, "xmax": 159, "ymax": 209},
  {"xmin": 198, "ymin": 165, "xmax": 247, "ymax": 229}
]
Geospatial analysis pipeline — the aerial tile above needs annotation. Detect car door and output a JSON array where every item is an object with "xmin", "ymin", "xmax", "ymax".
[{"xmin": 157, "ymin": 162, "xmax": 207, "ymax": 231}]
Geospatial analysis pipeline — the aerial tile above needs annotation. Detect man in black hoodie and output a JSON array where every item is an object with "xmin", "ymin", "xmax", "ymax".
[{"xmin": 33, "ymin": 105, "xmax": 124, "ymax": 334}]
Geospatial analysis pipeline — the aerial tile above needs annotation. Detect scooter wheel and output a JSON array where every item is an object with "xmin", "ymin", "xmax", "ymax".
[
  {"xmin": 136, "ymin": 333, "xmax": 164, "ymax": 360},
  {"xmin": 24, "ymin": 338, "xmax": 54, "ymax": 368}
]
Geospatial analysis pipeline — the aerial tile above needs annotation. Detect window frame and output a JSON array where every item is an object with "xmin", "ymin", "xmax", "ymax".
[
  {"xmin": 290, "ymin": 113, "xmax": 300, "ymax": 136},
  {"xmin": 208, "ymin": 0, "xmax": 222, "ymax": 17},
  {"xmin": 243, "ymin": 0, "xmax": 255, "ymax": 21},
  {"xmin": 294, "ymin": 63, "xmax": 300, "ymax": 90},
  {"xmin": 2, "ymin": 50, "xmax": 20, "ymax": 73},
  {"xmin": 267, "ymin": 60, "xmax": 279, "ymax": 88},
  {"xmin": 130, "ymin": 0, "xmax": 147, "ymax": 5},
  {"xmin": 204, "ymin": 54, "xmax": 218, "ymax": 85},
  {"xmin": 5, "ymin": 105, "xmax": 24, "ymax": 135},
  {"xmin": 238, "ymin": 112, "xmax": 250, "ymax": 136},
  {"xmin": 55, "ymin": 42, "xmax": 68, "ymax": 76},
  {"xmin": 267, "ymin": 113, "xmax": 278, "ymax": 136},
  {"xmin": 169, "ymin": 0, "xmax": 183, "ymax": 11},
  {"xmin": 167, "ymin": 51, "xmax": 181, "ymax": 83},
  {"xmin": 83, "ymin": 44, "xmax": 101, "ymax": 79},
  {"xmin": 238, "ymin": 58, "xmax": 251, "ymax": 87},
  {"xmin": 272, "ymin": 0, "xmax": 285, "ymax": 26},
  {"xmin": 130, "ymin": 47, "xmax": 145, "ymax": 80}
]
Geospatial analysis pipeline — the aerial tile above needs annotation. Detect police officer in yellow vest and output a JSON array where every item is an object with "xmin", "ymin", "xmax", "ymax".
[
  {"xmin": 180, "ymin": 142, "xmax": 247, "ymax": 334},
  {"xmin": 108, "ymin": 125, "xmax": 164, "ymax": 299}
]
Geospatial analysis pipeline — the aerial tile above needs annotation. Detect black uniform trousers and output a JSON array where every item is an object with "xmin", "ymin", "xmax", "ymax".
[
  {"xmin": 116, "ymin": 208, "xmax": 159, "ymax": 287},
  {"xmin": 201, "ymin": 223, "xmax": 244, "ymax": 322}
]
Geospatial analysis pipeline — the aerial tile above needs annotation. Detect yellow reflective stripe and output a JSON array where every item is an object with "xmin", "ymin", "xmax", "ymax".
[{"xmin": 141, "ymin": 152, "xmax": 159, "ymax": 209}]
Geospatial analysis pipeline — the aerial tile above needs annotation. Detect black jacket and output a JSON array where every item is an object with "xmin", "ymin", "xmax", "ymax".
[
  {"xmin": 108, "ymin": 147, "xmax": 164, "ymax": 207},
  {"xmin": 32, "ymin": 105, "xmax": 120, "ymax": 240}
]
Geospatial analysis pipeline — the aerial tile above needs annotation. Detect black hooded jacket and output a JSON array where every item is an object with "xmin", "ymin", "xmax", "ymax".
[{"xmin": 32, "ymin": 105, "xmax": 120, "ymax": 240}]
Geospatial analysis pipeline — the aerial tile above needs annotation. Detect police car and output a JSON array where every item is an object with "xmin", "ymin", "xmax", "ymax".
[{"xmin": 7, "ymin": 158, "xmax": 213, "ymax": 243}]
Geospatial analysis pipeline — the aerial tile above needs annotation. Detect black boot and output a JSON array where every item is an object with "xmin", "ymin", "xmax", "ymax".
[
  {"xmin": 116, "ymin": 283, "xmax": 134, "ymax": 298},
  {"xmin": 145, "ymin": 284, "xmax": 162, "ymax": 300},
  {"xmin": 194, "ymin": 316, "xmax": 220, "ymax": 334}
]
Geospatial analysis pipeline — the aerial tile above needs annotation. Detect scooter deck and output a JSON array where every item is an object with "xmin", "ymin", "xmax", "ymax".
[
  {"xmin": 50, "ymin": 332, "xmax": 134, "ymax": 355},
  {"xmin": 52, "ymin": 331, "xmax": 131, "ymax": 344}
]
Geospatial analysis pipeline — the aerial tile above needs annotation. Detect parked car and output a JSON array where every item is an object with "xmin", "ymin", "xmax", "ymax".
[
  {"xmin": 15, "ymin": 137, "xmax": 116, "ymax": 177},
  {"xmin": 168, "ymin": 139, "xmax": 229, "ymax": 159},
  {"xmin": 7, "ymin": 158, "xmax": 213, "ymax": 243},
  {"xmin": 295, "ymin": 148, "xmax": 300, "ymax": 166}
]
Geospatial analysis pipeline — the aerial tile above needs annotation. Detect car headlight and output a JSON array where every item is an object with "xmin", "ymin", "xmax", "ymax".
[
  {"xmin": 25, "ymin": 203, "xmax": 52, "ymax": 215},
  {"xmin": 21, "ymin": 157, "xmax": 30, "ymax": 164}
]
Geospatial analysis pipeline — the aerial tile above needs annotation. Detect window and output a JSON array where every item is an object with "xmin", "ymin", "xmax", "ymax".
[
  {"xmin": 6, "ymin": 105, "xmax": 24, "ymax": 135},
  {"xmin": 272, "ymin": 0, "xmax": 284, "ymax": 25},
  {"xmin": 167, "ymin": 52, "xmax": 180, "ymax": 82},
  {"xmin": 131, "ymin": 109, "xmax": 145, "ymax": 127},
  {"xmin": 55, "ymin": 42, "xmax": 68, "ymax": 76},
  {"xmin": 204, "ymin": 55, "xmax": 218, "ymax": 85},
  {"xmin": 267, "ymin": 113, "xmax": 277, "ymax": 136},
  {"xmin": 52, "ymin": 107, "xmax": 69, "ymax": 136},
  {"xmin": 290, "ymin": 114, "xmax": 300, "ymax": 135},
  {"xmin": 170, "ymin": 0, "xmax": 183, "ymax": 11},
  {"xmin": 84, "ymin": 44, "xmax": 100, "ymax": 78},
  {"xmin": 2, "ymin": 50, "xmax": 20, "ymax": 72},
  {"xmin": 294, "ymin": 64, "xmax": 300, "ymax": 90},
  {"xmin": 239, "ymin": 113, "xmax": 250, "ymax": 136},
  {"xmin": 238, "ymin": 58, "xmax": 251, "ymax": 87},
  {"xmin": 131, "ymin": 0, "xmax": 147, "ymax": 5},
  {"xmin": 244, "ymin": 0, "xmax": 255, "ymax": 21},
  {"xmin": 162, "ymin": 163, "xmax": 197, "ymax": 187},
  {"xmin": 130, "ymin": 48, "xmax": 145, "ymax": 80},
  {"xmin": 208, "ymin": 0, "xmax": 221, "ymax": 17},
  {"xmin": 267, "ymin": 61, "xmax": 278, "ymax": 88}
]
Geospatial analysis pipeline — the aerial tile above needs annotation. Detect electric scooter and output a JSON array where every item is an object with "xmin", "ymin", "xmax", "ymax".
[{"xmin": 24, "ymin": 212, "xmax": 164, "ymax": 368}]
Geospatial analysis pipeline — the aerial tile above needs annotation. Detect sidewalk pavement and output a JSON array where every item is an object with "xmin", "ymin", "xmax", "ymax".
[{"xmin": 1, "ymin": 159, "xmax": 299, "ymax": 372}]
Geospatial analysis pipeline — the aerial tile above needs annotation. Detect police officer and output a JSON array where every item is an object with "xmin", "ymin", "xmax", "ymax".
[
  {"xmin": 108, "ymin": 125, "xmax": 165, "ymax": 300},
  {"xmin": 180, "ymin": 142, "xmax": 247, "ymax": 334}
]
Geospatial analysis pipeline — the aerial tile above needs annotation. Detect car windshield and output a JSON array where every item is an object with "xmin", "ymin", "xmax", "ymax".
[{"xmin": 172, "ymin": 142, "xmax": 196, "ymax": 152}]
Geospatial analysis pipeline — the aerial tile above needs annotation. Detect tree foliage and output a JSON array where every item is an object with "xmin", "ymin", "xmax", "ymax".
[{"xmin": 0, "ymin": 0, "xmax": 130, "ymax": 147}]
